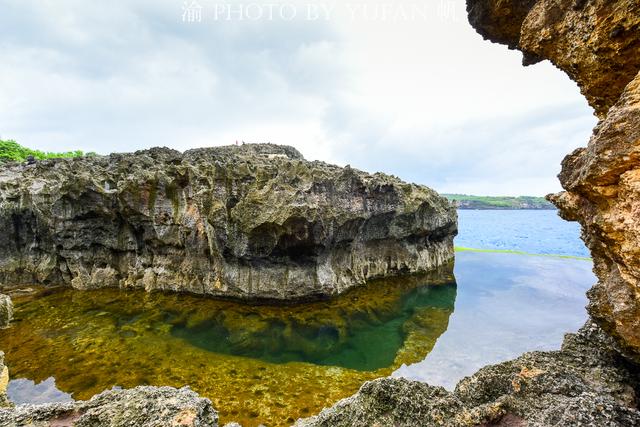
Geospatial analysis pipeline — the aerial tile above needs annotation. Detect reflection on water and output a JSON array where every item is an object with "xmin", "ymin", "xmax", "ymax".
[
  {"xmin": 7, "ymin": 378, "xmax": 72, "ymax": 405},
  {"xmin": 0, "ymin": 265, "xmax": 455, "ymax": 427},
  {"xmin": 171, "ymin": 284, "xmax": 456, "ymax": 371},
  {"xmin": 394, "ymin": 251, "xmax": 594, "ymax": 389}
]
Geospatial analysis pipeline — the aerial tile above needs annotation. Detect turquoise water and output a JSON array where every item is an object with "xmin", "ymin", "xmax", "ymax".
[
  {"xmin": 171, "ymin": 283, "xmax": 457, "ymax": 371},
  {"xmin": 455, "ymin": 210, "xmax": 589, "ymax": 257}
]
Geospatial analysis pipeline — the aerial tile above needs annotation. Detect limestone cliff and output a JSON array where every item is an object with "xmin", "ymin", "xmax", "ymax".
[
  {"xmin": 472, "ymin": 0, "xmax": 640, "ymax": 362},
  {"xmin": 0, "ymin": 144, "xmax": 456, "ymax": 301}
]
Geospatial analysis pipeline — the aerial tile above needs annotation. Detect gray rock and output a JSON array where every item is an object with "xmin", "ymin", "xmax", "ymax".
[
  {"xmin": 0, "ymin": 296, "xmax": 11, "ymax": 329},
  {"xmin": 0, "ymin": 386, "xmax": 218, "ymax": 427},
  {"xmin": 0, "ymin": 144, "xmax": 456, "ymax": 301}
]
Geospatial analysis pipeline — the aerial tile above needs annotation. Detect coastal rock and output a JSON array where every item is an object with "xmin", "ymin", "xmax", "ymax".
[
  {"xmin": 468, "ymin": 0, "xmax": 640, "ymax": 362},
  {"xmin": 0, "ymin": 386, "xmax": 218, "ymax": 427},
  {"xmin": 0, "ymin": 295, "xmax": 12, "ymax": 328},
  {"xmin": 295, "ymin": 322, "xmax": 640, "ymax": 426},
  {"xmin": 0, "ymin": 144, "xmax": 456, "ymax": 301}
]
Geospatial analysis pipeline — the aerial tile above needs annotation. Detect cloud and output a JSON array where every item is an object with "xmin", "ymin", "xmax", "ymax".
[{"xmin": 0, "ymin": 0, "xmax": 596, "ymax": 195}]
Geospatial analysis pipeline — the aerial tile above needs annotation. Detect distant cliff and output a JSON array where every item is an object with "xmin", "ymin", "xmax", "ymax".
[
  {"xmin": 444, "ymin": 194, "xmax": 555, "ymax": 210},
  {"xmin": 0, "ymin": 143, "xmax": 457, "ymax": 301}
]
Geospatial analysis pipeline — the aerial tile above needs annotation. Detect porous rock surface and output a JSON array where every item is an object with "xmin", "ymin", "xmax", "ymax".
[
  {"xmin": 0, "ymin": 386, "xmax": 218, "ymax": 427},
  {"xmin": 295, "ymin": 322, "xmax": 640, "ymax": 426},
  {"xmin": 471, "ymin": 0, "xmax": 640, "ymax": 363},
  {"xmin": 0, "ymin": 144, "xmax": 456, "ymax": 301}
]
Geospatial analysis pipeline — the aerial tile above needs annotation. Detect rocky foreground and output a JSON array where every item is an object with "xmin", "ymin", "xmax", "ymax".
[
  {"xmin": 0, "ymin": 144, "xmax": 456, "ymax": 301},
  {"xmin": 296, "ymin": 322, "xmax": 640, "ymax": 426}
]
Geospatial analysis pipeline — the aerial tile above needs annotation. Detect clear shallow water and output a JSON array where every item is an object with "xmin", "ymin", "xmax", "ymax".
[
  {"xmin": 1, "ymin": 253, "xmax": 594, "ymax": 426},
  {"xmin": 171, "ymin": 284, "xmax": 456, "ymax": 372},
  {"xmin": 1, "ymin": 270, "xmax": 456, "ymax": 427},
  {"xmin": 455, "ymin": 210, "xmax": 589, "ymax": 258}
]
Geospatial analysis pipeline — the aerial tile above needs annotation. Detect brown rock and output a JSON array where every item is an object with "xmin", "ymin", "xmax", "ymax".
[{"xmin": 467, "ymin": 0, "xmax": 640, "ymax": 362}]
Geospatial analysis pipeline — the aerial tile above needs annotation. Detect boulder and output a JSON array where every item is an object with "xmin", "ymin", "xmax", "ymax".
[{"xmin": 0, "ymin": 386, "xmax": 218, "ymax": 427}]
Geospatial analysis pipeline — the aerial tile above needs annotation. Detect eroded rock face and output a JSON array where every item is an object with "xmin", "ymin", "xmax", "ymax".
[
  {"xmin": 0, "ymin": 386, "xmax": 218, "ymax": 427},
  {"xmin": 0, "ymin": 144, "xmax": 456, "ymax": 301},
  {"xmin": 468, "ymin": 0, "xmax": 640, "ymax": 362},
  {"xmin": 295, "ymin": 322, "xmax": 640, "ymax": 427}
]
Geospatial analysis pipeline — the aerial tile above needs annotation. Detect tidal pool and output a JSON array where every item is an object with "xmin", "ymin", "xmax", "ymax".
[
  {"xmin": 0, "ymin": 267, "xmax": 456, "ymax": 427},
  {"xmin": 0, "ymin": 252, "xmax": 595, "ymax": 426}
]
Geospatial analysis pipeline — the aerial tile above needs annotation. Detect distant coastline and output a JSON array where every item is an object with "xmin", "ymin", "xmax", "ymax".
[{"xmin": 443, "ymin": 194, "xmax": 555, "ymax": 210}]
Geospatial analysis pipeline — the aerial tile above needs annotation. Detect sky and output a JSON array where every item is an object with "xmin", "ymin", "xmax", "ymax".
[{"xmin": 0, "ymin": 0, "xmax": 597, "ymax": 196}]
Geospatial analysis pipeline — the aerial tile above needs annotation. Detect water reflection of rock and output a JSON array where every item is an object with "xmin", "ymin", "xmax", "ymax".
[
  {"xmin": 171, "ymin": 269, "xmax": 457, "ymax": 371},
  {"xmin": 0, "ymin": 263, "xmax": 456, "ymax": 427}
]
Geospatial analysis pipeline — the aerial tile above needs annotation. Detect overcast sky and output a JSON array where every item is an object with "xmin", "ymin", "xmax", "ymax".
[{"xmin": 0, "ymin": 0, "xmax": 596, "ymax": 196}]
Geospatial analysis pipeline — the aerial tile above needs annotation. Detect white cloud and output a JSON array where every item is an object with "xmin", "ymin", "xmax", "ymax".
[{"xmin": 0, "ymin": 0, "xmax": 596, "ymax": 196}]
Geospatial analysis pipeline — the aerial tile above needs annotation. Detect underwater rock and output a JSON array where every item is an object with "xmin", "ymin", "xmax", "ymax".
[
  {"xmin": 0, "ymin": 385, "xmax": 218, "ymax": 427},
  {"xmin": 0, "ymin": 295, "xmax": 11, "ymax": 329},
  {"xmin": 295, "ymin": 322, "xmax": 640, "ymax": 426},
  {"xmin": 469, "ymin": 0, "xmax": 640, "ymax": 363},
  {"xmin": 0, "ymin": 144, "xmax": 456, "ymax": 301}
]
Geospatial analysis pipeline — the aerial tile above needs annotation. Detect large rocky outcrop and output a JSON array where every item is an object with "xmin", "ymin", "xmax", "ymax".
[
  {"xmin": 472, "ymin": 0, "xmax": 640, "ymax": 362},
  {"xmin": 0, "ymin": 386, "xmax": 218, "ymax": 427},
  {"xmin": 296, "ymin": 322, "xmax": 640, "ymax": 426},
  {"xmin": 0, "ymin": 144, "xmax": 456, "ymax": 301}
]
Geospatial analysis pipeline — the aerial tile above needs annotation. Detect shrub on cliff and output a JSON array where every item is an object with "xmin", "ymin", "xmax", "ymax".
[{"xmin": 0, "ymin": 139, "xmax": 95, "ymax": 163}]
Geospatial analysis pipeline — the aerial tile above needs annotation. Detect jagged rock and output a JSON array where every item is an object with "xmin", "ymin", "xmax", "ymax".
[
  {"xmin": 0, "ymin": 386, "xmax": 218, "ymax": 427},
  {"xmin": 295, "ymin": 322, "xmax": 640, "ymax": 426},
  {"xmin": 0, "ymin": 144, "xmax": 456, "ymax": 301},
  {"xmin": 0, "ymin": 296, "xmax": 11, "ymax": 329},
  {"xmin": 468, "ymin": 0, "xmax": 640, "ymax": 363}
]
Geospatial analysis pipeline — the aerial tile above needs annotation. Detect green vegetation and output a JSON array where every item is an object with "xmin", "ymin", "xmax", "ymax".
[
  {"xmin": 0, "ymin": 139, "xmax": 95, "ymax": 163},
  {"xmin": 455, "ymin": 246, "xmax": 591, "ymax": 261},
  {"xmin": 444, "ymin": 194, "xmax": 555, "ymax": 210}
]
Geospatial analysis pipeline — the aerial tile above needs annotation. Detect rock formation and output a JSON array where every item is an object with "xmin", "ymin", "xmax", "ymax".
[
  {"xmin": 471, "ymin": 0, "xmax": 640, "ymax": 362},
  {"xmin": 0, "ymin": 144, "xmax": 456, "ymax": 301},
  {"xmin": 0, "ymin": 386, "xmax": 218, "ymax": 427}
]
